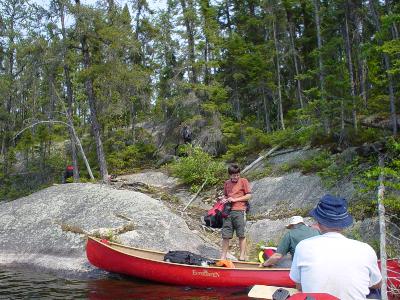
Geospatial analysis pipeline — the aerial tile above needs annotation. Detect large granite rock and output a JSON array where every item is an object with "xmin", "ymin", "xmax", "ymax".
[
  {"xmin": 268, "ymin": 149, "xmax": 318, "ymax": 166},
  {"xmin": 116, "ymin": 171, "xmax": 209, "ymax": 209},
  {"xmin": 0, "ymin": 183, "xmax": 219, "ymax": 276},
  {"xmin": 249, "ymin": 172, "xmax": 329, "ymax": 215},
  {"xmin": 246, "ymin": 217, "xmax": 316, "ymax": 246},
  {"xmin": 118, "ymin": 171, "xmax": 179, "ymax": 188}
]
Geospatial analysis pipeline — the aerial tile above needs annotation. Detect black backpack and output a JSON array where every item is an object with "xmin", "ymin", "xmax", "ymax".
[{"xmin": 164, "ymin": 251, "xmax": 214, "ymax": 266}]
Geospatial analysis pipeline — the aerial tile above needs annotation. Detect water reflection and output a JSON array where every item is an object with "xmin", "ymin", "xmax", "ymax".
[
  {"xmin": 0, "ymin": 267, "xmax": 250, "ymax": 300},
  {"xmin": 87, "ymin": 274, "xmax": 250, "ymax": 299}
]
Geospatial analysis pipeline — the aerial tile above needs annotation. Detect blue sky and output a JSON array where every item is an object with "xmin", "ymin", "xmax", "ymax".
[{"xmin": 32, "ymin": 0, "xmax": 166, "ymax": 11}]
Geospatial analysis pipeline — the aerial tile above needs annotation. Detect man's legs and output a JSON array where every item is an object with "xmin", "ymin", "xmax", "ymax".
[
  {"xmin": 221, "ymin": 214, "xmax": 233, "ymax": 259},
  {"xmin": 239, "ymin": 237, "xmax": 246, "ymax": 261},
  {"xmin": 221, "ymin": 238, "xmax": 230, "ymax": 260},
  {"xmin": 234, "ymin": 211, "xmax": 246, "ymax": 261}
]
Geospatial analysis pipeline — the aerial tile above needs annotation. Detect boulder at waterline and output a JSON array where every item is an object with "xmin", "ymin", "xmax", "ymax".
[{"xmin": 0, "ymin": 183, "xmax": 220, "ymax": 277}]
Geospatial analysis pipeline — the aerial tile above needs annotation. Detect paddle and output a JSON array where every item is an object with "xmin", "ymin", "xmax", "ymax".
[{"xmin": 248, "ymin": 285, "xmax": 298, "ymax": 299}]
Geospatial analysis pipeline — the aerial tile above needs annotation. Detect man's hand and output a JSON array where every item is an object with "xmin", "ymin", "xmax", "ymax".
[
  {"xmin": 259, "ymin": 262, "xmax": 272, "ymax": 268},
  {"xmin": 221, "ymin": 197, "xmax": 234, "ymax": 203}
]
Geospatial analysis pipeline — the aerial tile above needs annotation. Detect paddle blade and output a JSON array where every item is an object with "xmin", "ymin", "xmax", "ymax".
[{"xmin": 248, "ymin": 285, "xmax": 298, "ymax": 299}]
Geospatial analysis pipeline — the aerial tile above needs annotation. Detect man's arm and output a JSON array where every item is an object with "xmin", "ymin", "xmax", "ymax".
[
  {"xmin": 367, "ymin": 246, "xmax": 383, "ymax": 289},
  {"xmin": 289, "ymin": 244, "xmax": 301, "ymax": 289},
  {"xmin": 261, "ymin": 233, "xmax": 290, "ymax": 267},
  {"xmin": 295, "ymin": 283, "xmax": 302, "ymax": 291},
  {"xmin": 370, "ymin": 281, "xmax": 381, "ymax": 289},
  {"xmin": 262, "ymin": 253, "xmax": 283, "ymax": 267},
  {"xmin": 228, "ymin": 193, "xmax": 251, "ymax": 202}
]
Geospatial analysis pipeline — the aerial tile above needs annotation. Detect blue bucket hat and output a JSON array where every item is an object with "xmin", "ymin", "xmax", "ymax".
[{"xmin": 310, "ymin": 194, "xmax": 353, "ymax": 228}]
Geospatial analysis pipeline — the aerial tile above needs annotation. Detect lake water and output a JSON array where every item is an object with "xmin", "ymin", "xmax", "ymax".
[{"xmin": 0, "ymin": 267, "xmax": 250, "ymax": 299}]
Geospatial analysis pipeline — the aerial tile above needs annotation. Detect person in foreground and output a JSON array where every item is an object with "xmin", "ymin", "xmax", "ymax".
[
  {"xmin": 289, "ymin": 194, "xmax": 382, "ymax": 300},
  {"xmin": 220, "ymin": 164, "xmax": 251, "ymax": 261},
  {"xmin": 260, "ymin": 216, "xmax": 319, "ymax": 267}
]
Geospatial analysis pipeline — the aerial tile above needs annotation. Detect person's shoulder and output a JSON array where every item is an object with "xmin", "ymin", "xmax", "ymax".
[
  {"xmin": 297, "ymin": 233, "xmax": 322, "ymax": 246},
  {"xmin": 347, "ymin": 238, "xmax": 376, "ymax": 253},
  {"xmin": 305, "ymin": 225, "xmax": 320, "ymax": 235},
  {"xmin": 239, "ymin": 177, "xmax": 250, "ymax": 184}
]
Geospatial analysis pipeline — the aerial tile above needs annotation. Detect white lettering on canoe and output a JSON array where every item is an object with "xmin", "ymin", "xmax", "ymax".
[{"xmin": 192, "ymin": 270, "xmax": 220, "ymax": 278}]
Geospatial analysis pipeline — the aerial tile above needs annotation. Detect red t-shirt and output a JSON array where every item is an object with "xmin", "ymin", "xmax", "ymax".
[{"xmin": 224, "ymin": 177, "xmax": 251, "ymax": 211}]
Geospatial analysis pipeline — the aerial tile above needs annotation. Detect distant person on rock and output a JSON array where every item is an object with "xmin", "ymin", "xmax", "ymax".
[
  {"xmin": 62, "ymin": 165, "xmax": 74, "ymax": 183},
  {"xmin": 260, "ymin": 216, "xmax": 319, "ymax": 268},
  {"xmin": 290, "ymin": 194, "xmax": 382, "ymax": 299},
  {"xmin": 174, "ymin": 125, "xmax": 193, "ymax": 156},
  {"xmin": 220, "ymin": 164, "xmax": 251, "ymax": 261},
  {"xmin": 181, "ymin": 125, "xmax": 192, "ymax": 144}
]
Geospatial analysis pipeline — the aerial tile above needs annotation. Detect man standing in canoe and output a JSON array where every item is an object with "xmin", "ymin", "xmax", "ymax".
[
  {"xmin": 220, "ymin": 164, "xmax": 251, "ymax": 261},
  {"xmin": 260, "ymin": 216, "xmax": 320, "ymax": 267},
  {"xmin": 290, "ymin": 194, "xmax": 382, "ymax": 299}
]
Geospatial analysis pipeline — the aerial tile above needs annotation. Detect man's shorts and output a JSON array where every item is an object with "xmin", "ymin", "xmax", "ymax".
[{"xmin": 221, "ymin": 210, "xmax": 246, "ymax": 239}]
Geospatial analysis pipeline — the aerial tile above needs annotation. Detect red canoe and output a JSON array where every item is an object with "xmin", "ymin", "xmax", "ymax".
[
  {"xmin": 86, "ymin": 236, "xmax": 294, "ymax": 288},
  {"xmin": 86, "ymin": 236, "xmax": 400, "ymax": 297}
]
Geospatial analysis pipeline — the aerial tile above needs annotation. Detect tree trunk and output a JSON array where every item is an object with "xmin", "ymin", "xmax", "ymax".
[
  {"xmin": 384, "ymin": 0, "xmax": 399, "ymax": 39},
  {"xmin": 14, "ymin": 120, "xmax": 94, "ymax": 180},
  {"xmin": 262, "ymin": 85, "xmax": 271, "ymax": 133},
  {"xmin": 273, "ymin": 19, "xmax": 285, "ymax": 130},
  {"xmin": 360, "ymin": 59, "xmax": 368, "ymax": 108},
  {"xmin": 312, "ymin": 0, "xmax": 328, "ymax": 133},
  {"xmin": 204, "ymin": 37, "xmax": 210, "ymax": 85},
  {"xmin": 369, "ymin": 0, "xmax": 397, "ymax": 135},
  {"xmin": 343, "ymin": 7, "xmax": 357, "ymax": 131},
  {"xmin": 83, "ymin": 47, "xmax": 109, "ymax": 182},
  {"xmin": 377, "ymin": 155, "xmax": 388, "ymax": 300},
  {"xmin": 351, "ymin": 1, "xmax": 368, "ymax": 109},
  {"xmin": 75, "ymin": 0, "xmax": 109, "ymax": 182},
  {"xmin": 59, "ymin": 0, "xmax": 79, "ymax": 181},
  {"xmin": 2, "ymin": 10, "xmax": 16, "ymax": 171},
  {"xmin": 224, "ymin": 0, "xmax": 232, "ymax": 35},
  {"xmin": 180, "ymin": 0, "xmax": 197, "ymax": 84},
  {"xmin": 233, "ymin": 80, "xmax": 241, "ymax": 123},
  {"xmin": 285, "ymin": 8, "xmax": 304, "ymax": 109}
]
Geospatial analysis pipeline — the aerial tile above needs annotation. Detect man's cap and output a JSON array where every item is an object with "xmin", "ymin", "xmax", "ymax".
[
  {"xmin": 286, "ymin": 216, "xmax": 304, "ymax": 228},
  {"xmin": 309, "ymin": 194, "xmax": 353, "ymax": 228}
]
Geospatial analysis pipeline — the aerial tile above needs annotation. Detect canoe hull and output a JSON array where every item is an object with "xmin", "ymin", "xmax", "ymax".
[{"xmin": 86, "ymin": 237, "xmax": 294, "ymax": 288}]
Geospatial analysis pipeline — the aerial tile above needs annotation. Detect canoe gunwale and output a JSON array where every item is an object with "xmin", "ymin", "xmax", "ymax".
[{"xmin": 86, "ymin": 236, "xmax": 290, "ymax": 271}]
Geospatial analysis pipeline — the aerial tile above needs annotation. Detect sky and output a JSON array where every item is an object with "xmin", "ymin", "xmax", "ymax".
[
  {"xmin": 30, "ymin": 0, "xmax": 167, "ymax": 30},
  {"xmin": 32, "ymin": 0, "xmax": 166, "ymax": 12}
]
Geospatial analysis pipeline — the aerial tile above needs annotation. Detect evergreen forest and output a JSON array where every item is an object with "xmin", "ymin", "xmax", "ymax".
[{"xmin": 1, "ymin": 0, "xmax": 400, "ymax": 201}]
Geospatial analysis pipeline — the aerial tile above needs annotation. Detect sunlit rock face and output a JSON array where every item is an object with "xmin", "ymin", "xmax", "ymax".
[{"xmin": 0, "ymin": 183, "xmax": 219, "ymax": 277}]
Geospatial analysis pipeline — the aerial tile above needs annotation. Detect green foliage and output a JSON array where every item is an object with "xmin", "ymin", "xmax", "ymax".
[
  {"xmin": 107, "ymin": 142, "xmax": 156, "ymax": 174},
  {"xmin": 383, "ymin": 195, "xmax": 400, "ymax": 213},
  {"xmin": 223, "ymin": 126, "xmax": 270, "ymax": 162},
  {"xmin": 298, "ymin": 150, "xmax": 333, "ymax": 174},
  {"xmin": 274, "ymin": 150, "xmax": 334, "ymax": 175},
  {"xmin": 1, "ymin": 0, "xmax": 400, "ymax": 204},
  {"xmin": 222, "ymin": 123, "xmax": 322, "ymax": 164},
  {"xmin": 357, "ymin": 138, "xmax": 400, "ymax": 216},
  {"xmin": 348, "ymin": 198, "xmax": 377, "ymax": 220},
  {"xmin": 222, "ymin": 124, "xmax": 272, "ymax": 162},
  {"xmin": 222, "ymin": 143, "xmax": 249, "ymax": 163},
  {"xmin": 246, "ymin": 165, "xmax": 274, "ymax": 181},
  {"xmin": 0, "ymin": 149, "xmax": 66, "ymax": 201},
  {"xmin": 168, "ymin": 144, "xmax": 225, "ymax": 191}
]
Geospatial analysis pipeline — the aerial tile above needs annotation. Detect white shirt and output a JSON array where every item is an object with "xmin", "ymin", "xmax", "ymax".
[{"xmin": 289, "ymin": 232, "xmax": 382, "ymax": 300}]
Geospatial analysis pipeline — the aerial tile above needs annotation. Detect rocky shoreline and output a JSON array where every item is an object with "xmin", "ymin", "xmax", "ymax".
[{"xmin": 0, "ymin": 150, "xmax": 382, "ymax": 278}]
